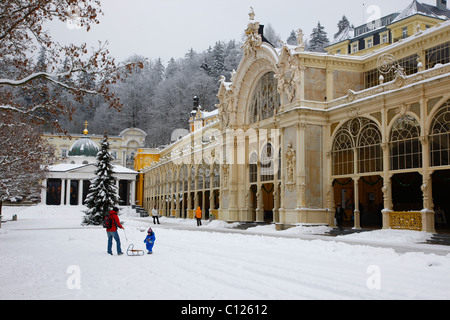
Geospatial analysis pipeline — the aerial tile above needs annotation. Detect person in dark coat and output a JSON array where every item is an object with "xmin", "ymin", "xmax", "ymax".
[
  {"xmin": 107, "ymin": 207, "xmax": 124, "ymax": 255},
  {"xmin": 335, "ymin": 203, "xmax": 347, "ymax": 231}
]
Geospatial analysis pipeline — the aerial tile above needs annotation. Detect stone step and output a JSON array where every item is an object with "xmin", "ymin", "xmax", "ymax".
[{"xmin": 427, "ymin": 234, "xmax": 450, "ymax": 246}]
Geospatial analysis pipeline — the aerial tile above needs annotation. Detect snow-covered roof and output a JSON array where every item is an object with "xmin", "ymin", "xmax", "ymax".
[
  {"xmin": 392, "ymin": 0, "xmax": 445, "ymax": 23},
  {"xmin": 48, "ymin": 163, "xmax": 138, "ymax": 174},
  {"xmin": 331, "ymin": 26, "xmax": 355, "ymax": 45}
]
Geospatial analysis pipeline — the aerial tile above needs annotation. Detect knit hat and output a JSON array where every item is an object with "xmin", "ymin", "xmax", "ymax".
[{"xmin": 148, "ymin": 228, "xmax": 153, "ymax": 233}]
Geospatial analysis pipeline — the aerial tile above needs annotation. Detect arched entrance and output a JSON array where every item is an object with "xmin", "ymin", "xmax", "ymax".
[
  {"xmin": 392, "ymin": 172, "xmax": 422, "ymax": 212},
  {"xmin": 331, "ymin": 117, "xmax": 384, "ymax": 229},
  {"xmin": 432, "ymin": 170, "xmax": 450, "ymax": 231},
  {"xmin": 262, "ymin": 183, "xmax": 274, "ymax": 223}
]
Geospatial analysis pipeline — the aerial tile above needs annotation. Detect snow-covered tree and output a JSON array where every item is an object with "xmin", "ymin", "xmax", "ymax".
[
  {"xmin": 287, "ymin": 30, "xmax": 298, "ymax": 46},
  {"xmin": 308, "ymin": 22, "xmax": 330, "ymax": 52},
  {"xmin": 83, "ymin": 132, "xmax": 119, "ymax": 226},
  {"xmin": 0, "ymin": 0, "xmax": 142, "ymax": 134},
  {"xmin": 0, "ymin": 119, "xmax": 54, "ymax": 225},
  {"xmin": 334, "ymin": 16, "xmax": 352, "ymax": 39},
  {"xmin": 264, "ymin": 24, "xmax": 282, "ymax": 48}
]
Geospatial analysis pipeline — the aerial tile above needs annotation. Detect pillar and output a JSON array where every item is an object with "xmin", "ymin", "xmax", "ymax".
[{"xmin": 353, "ymin": 177, "xmax": 361, "ymax": 229}]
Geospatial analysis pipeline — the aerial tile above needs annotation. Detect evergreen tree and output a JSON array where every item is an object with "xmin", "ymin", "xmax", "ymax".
[
  {"xmin": 83, "ymin": 132, "xmax": 119, "ymax": 226},
  {"xmin": 287, "ymin": 30, "xmax": 298, "ymax": 46},
  {"xmin": 334, "ymin": 16, "xmax": 351, "ymax": 39},
  {"xmin": 211, "ymin": 41, "xmax": 225, "ymax": 79},
  {"xmin": 308, "ymin": 22, "xmax": 330, "ymax": 52}
]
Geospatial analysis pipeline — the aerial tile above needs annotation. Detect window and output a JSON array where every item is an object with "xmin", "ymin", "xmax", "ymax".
[
  {"xmin": 260, "ymin": 143, "xmax": 275, "ymax": 182},
  {"xmin": 332, "ymin": 118, "xmax": 383, "ymax": 176},
  {"xmin": 402, "ymin": 27, "xmax": 408, "ymax": 39},
  {"xmin": 367, "ymin": 38, "xmax": 373, "ymax": 48},
  {"xmin": 248, "ymin": 72, "xmax": 280, "ymax": 124},
  {"xmin": 382, "ymin": 33, "xmax": 388, "ymax": 44},
  {"xmin": 364, "ymin": 54, "xmax": 418, "ymax": 89},
  {"xmin": 352, "ymin": 43, "xmax": 358, "ymax": 53},
  {"xmin": 426, "ymin": 41, "xmax": 450, "ymax": 69},
  {"xmin": 430, "ymin": 100, "xmax": 450, "ymax": 167},
  {"xmin": 358, "ymin": 122, "xmax": 383, "ymax": 173},
  {"xmin": 390, "ymin": 116, "xmax": 422, "ymax": 170}
]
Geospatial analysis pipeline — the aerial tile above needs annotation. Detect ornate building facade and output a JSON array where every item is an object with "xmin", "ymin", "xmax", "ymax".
[{"xmin": 140, "ymin": 4, "xmax": 450, "ymax": 233}]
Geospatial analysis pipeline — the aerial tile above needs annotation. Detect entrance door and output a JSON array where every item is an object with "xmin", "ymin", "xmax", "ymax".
[
  {"xmin": 392, "ymin": 172, "xmax": 422, "ymax": 211},
  {"xmin": 46, "ymin": 179, "xmax": 62, "ymax": 205},
  {"xmin": 359, "ymin": 176, "xmax": 383, "ymax": 229},
  {"xmin": 432, "ymin": 170, "xmax": 450, "ymax": 231},
  {"xmin": 262, "ymin": 183, "xmax": 274, "ymax": 223}
]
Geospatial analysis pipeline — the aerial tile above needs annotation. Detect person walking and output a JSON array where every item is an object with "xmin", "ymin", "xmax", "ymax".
[
  {"xmin": 195, "ymin": 206, "xmax": 202, "ymax": 226},
  {"xmin": 106, "ymin": 207, "xmax": 124, "ymax": 255},
  {"xmin": 152, "ymin": 205, "xmax": 160, "ymax": 225},
  {"xmin": 144, "ymin": 228, "xmax": 156, "ymax": 254},
  {"xmin": 335, "ymin": 203, "xmax": 347, "ymax": 231}
]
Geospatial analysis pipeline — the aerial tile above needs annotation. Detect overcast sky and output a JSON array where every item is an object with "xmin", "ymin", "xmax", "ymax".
[{"xmin": 48, "ymin": 0, "xmax": 436, "ymax": 64}]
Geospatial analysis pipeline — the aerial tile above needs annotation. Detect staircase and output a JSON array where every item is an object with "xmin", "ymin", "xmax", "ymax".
[
  {"xmin": 326, "ymin": 228, "xmax": 372, "ymax": 236},
  {"xmin": 426, "ymin": 233, "xmax": 450, "ymax": 246},
  {"xmin": 132, "ymin": 205, "xmax": 149, "ymax": 217}
]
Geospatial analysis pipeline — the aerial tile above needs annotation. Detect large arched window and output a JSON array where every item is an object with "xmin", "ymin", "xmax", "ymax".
[
  {"xmin": 332, "ymin": 118, "xmax": 383, "ymax": 176},
  {"xmin": 390, "ymin": 115, "xmax": 422, "ymax": 170},
  {"xmin": 358, "ymin": 121, "xmax": 383, "ymax": 173},
  {"xmin": 430, "ymin": 100, "xmax": 450, "ymax": 167},
  {"xmin": 249, "ymin": 72, "xmax": 280, "ymax": 124}
]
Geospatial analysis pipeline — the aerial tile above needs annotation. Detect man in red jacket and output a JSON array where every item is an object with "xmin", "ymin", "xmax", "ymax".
[{"xmin": 107, "ymin": 207, "xmax": 124, "ymax": 255}]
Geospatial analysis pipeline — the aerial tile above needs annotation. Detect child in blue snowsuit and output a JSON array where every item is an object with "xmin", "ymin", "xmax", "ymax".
[{"xmin": 144, "ymin": 228, "xmax": 156, "ymax": 254}]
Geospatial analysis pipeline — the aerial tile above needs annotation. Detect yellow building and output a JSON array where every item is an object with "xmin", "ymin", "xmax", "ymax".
[
  {"xmin": 139, "ymin": 4, "xmax": 450, "ymax": 233},
  {"xmin": 326, "ymin": 0, "xmax": 450, "ymax": 57}
]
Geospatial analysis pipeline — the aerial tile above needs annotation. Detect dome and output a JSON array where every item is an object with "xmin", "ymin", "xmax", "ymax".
[{"xmin": 68, "ymin": 136, "xmax": 99, "ymax": 157}]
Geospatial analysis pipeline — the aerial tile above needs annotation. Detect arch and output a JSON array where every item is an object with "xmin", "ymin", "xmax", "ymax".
[
  {"xmin": 228, "ymin": 44, "xmax": 279, "ymax": 127},
  {"xmin": 389, "ymin": 115, "xmax": 422, "ymax": 170},
  {"xmin": 248, "ymin": 72, "xmax": 281, "ymax": 124},
  {"xmin": 331, "ymin": 117, "xmax": 383, "ymax": 176},
  {"xmin": 430, "ymin": 99, "xmax": 450, "ymax": 167}
]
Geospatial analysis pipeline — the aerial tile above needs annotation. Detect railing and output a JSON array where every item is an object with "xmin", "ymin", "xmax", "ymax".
[{"xmin": 389, "ymin": 211, "xmax": 423, "ymax": 231}]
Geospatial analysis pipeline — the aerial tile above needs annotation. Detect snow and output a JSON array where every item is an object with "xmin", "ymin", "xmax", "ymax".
[{"xmin": 1, "ymin": 205, "xmax": 450, "ymax": 300}]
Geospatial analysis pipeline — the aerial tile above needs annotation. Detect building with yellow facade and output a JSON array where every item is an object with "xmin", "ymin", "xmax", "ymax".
[{"xmin": 138, "ymin": 1, "xmax": 450, "ymax": 233}]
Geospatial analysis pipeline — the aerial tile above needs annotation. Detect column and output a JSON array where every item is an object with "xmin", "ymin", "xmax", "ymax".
[
  {"xmin": 279, "ymin": 127, "xmax": 286, "ymax": 224},
  {"xmin": 175, "ymin": 180, "xmax": 181, "ymax": 218},
  {"xmin": 131, "ymin": 180, "xmax": 136, "ymax": 207},
  {"xmin": 78, "ymin": 180, "xmax": 83, "ymax": 206},
  {"xmin": 296, "ymin": 122, "xmax": 306, "ymax": 209},
  {"xmin": 353, "ymin": 177, "xmax": 361, "ymax": 229},
  {"xmin": 60, "ymin": 179, "xmax": 66, "ymax": 206},
  {"xmin": 41, "ymin": 179, "xmax": 47, "ymax": 205},
  {"xmin": 256, "ymin": 185, "xmax": 264, "ymax": 222}
]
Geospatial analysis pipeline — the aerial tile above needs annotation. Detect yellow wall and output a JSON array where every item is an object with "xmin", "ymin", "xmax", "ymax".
[{"xmin": 134, "ymin": 149, "xmax": 160, "ymax": 172}]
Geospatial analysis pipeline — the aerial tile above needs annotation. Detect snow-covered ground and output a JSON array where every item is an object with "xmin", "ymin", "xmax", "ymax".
[{"xmin": 1, "ymin": 205, "xmax": 450, "ymax": 300}]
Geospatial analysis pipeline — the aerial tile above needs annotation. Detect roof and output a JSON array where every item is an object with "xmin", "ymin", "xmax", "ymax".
[
  {"xmin": 68, "ymin": 136, "xmax": 99, "ymax": 157},
  {"xmin": 392, "ymin": 0, "xmax": 446, "ymax": 23},
  {"xmin": 48, "ymin": 163, "xmax": 138, "ymax": 174}
]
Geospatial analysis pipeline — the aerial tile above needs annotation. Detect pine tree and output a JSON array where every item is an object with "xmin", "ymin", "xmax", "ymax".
[
  {"xmin": 334, "ymin": 16, "xmax": 351, "ymax": 39},
  {"xmin": 287, "ymin": 30, "xmax": 298, "ymax": 46},
  {"xmin": 308, "ymin": 22, "xmax": 330, "ymax": 53},
  {"xmin": 211, "ymin": 41, "xmax": 225, "ymax": 79},
  {"xmin": 83, "ymin": 132, "xmax": 119, "ymax": 226}
]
